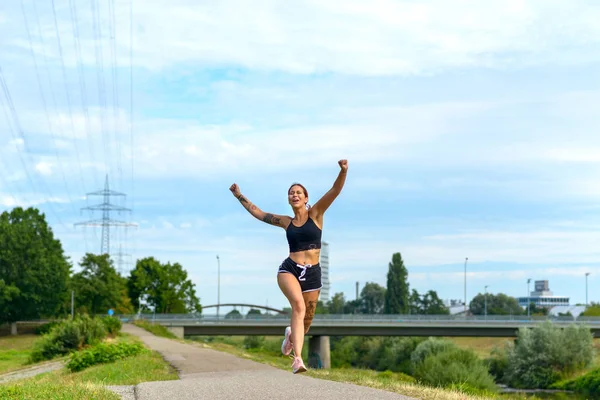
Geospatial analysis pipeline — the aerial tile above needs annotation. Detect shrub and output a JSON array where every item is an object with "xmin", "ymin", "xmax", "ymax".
[
  {"xmin": 73, "ymin": 315, "xmax": 107, "ymax": 346},
  {"xmin": 551, "ymin": 367, "xmax": 600, "ymax": 396},
  {"xmin": 29, "ymin": 315, "xmax": 109, "ymax": 363},
  {"xmin": 66, "ymin": 341, "xmax": 145, "ymax": 372},
  {"xmin": 485, "ymin": 342, "xmax": 511, "ymax": 382},
  {"xmin": 34, "ymin": 321, "xmax": 60, "ymax": 335},
  {"xmin": 101, "ymin": 316, "xmax": 122, "ymax": 336},
  {"xmin": 503, "ymin": 321, "xmax": 595, "ymax": 389},
  {"xmin": 330, "ymin": 336, "xmax": 424, "ymax": 373},
  {"xmin": 410, "ymin": 337, "xmax": 456, "ymax": 371},
  {"xmin": 243, "ymin": 335, "xmax": 265, "ymax": 350},
  {"xmin": 413, "ymin": 347, "xmax": 498, "ymax": 393},
  {"xmin": 375, "ymin": 337, "xmax": 423, "ymax": 374},
  {"xmin": 330, "ymin": 336, "xmax": 379, "ymax": 369}
]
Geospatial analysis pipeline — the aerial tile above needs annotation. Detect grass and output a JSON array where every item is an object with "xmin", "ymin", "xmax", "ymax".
[
  {"xmin": 0, "ymin": 334, "xmax": 39, "ymax": 374},
  {"xmin": 0, "ymin": 334, "xmax": 69, "ymax": 375},
  {"xmin": 0, "ymin": 381, "xmax": 120, "ymax": 400},
  {"xmin": 448, "ymin": 337, "xmax": 513, "ymax": 358},
  {"xmin": 0, "ymin": 333, "xmax": 178, "ymax": 399},
  {"xmin": 133, "ymin": 319, "xmax": 179, "ymax": 339}
]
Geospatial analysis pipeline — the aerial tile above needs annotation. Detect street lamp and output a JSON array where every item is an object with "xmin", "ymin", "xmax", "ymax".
[
  {"xmin": 484, "ymin": 285, "xmax": 489, "ymax": 319},
  {"xmin": 464, "ymin": 257, "xmax": 468, "ymax": 314},
  {"xmin": 216, "ymin": 255, "xmax": 221, "ymax": 319},
  {"xmin": 586, "ymin": 272, "xmax": 590, "ymax": 307},
  {"xmin": 527, "ymin": 278, "xmax": 531, "ymax": 317}
]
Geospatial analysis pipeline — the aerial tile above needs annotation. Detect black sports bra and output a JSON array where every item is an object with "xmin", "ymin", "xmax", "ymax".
[{"xmin": 286, "ymin": 217, "xmax": 322, "ymax": 253}]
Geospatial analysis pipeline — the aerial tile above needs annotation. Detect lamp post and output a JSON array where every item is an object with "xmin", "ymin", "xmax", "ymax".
[
  {"xmin": 527, "ymin": 278, "xmax": 531, "ymax": 317},
  {"xmin": 464, "ymin": 257, "xmax": 468, "ymax": 314},
  {"xmin": 216, "ymin": 255, "xmax": 221, "ymax": 319},
  {"xmin": 484, "ymin": 285, "xmax": 489, "ymax": 319},
  {"xmin": 586, "ymin": 272, "xmax": 590, "ymax": 307}
]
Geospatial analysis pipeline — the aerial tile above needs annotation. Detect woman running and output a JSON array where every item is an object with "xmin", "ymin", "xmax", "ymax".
[{"xmin": 229, "ymin": 159, "xmax": 348, "ymax": 374}]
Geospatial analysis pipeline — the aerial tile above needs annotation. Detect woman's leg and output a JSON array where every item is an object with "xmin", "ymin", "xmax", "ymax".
[
  {"xmin": 277, "ymin": 272, "xmax": 306, "ymax": 358},
  {"xmin": 302, "ymin": 289, "xmax": 321, "ymax": 334}
]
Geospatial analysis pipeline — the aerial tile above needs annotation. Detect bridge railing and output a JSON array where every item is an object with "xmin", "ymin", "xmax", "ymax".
[{"xmin": 118, "ymin": 313, "xmax": 600, "ymax": 325}]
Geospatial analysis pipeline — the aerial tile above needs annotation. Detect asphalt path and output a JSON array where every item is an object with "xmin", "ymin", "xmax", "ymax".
[{"xmin": 122, "ymin": 324, "xmax": 414, "ymax": 400}]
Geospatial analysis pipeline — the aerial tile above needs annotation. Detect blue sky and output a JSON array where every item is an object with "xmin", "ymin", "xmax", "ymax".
[{"xmin": 1, "ymin": 0, "xmax": 600, "ymax": 313}]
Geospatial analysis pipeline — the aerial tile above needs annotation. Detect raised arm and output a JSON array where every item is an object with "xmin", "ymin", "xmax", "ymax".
[
  {"xmin": 229, "ymin": 183, "xmax": 290, "ymax": 229},
  {"xmin": 310, "ymin": 159, "xmax": 348, "ymax": 218}
]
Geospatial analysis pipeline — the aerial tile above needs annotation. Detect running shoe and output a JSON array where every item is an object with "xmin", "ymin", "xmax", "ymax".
[
  {"xmin": 281, "ymin": 326, "xmax": 293, "ymax": 355},
  {"xmin": 291, "ymin": 356, "xmax": 307, "ymax": 374}
]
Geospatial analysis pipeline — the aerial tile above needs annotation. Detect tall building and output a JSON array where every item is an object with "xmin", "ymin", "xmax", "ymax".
[
  {"xmin": 517, "ymin": 280, "xmax": 570, "ymax": 308},
  {"xmin": 320, "ymin": 241, "xmax": 330, "ymax": 301}
]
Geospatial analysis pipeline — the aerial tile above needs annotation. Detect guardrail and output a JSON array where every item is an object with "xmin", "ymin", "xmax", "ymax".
[{"xmin": 119, "ymin": 313, "xmax": 600, "ymax": 325}]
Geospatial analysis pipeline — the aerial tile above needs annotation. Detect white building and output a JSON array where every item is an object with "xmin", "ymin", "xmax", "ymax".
[
  {"xmin": 320, "ymin": 241, "xmax": 330, "ymax": 301},
  {"xmin": 517, "ymin": 280, "xmax": 570, "ymax": 308}
]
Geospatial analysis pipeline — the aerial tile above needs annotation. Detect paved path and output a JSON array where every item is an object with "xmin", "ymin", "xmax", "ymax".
[
  {"xmin": 0, "ymin": 361, "xmax": 64, "ymax": 384},
  {"xmin": 122, "ymin": 324, "xmax": 414, "ymax": 400}
]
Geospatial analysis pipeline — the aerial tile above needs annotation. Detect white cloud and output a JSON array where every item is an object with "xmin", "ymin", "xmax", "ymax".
[
  {"xmin": 2, "ymin": 1, "xmax": 600, "ymax": 76},
  {"xmin": 0, "ymin": 193, "xmax": 68, "ymax": 208},
  {"xmin": 35, "ymin": 161, "xmax": 53, "ymax": 176}
]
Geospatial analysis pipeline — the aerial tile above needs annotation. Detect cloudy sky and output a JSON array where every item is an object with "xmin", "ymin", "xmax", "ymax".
[{"xmin": 1, "ymin": 0, "xmax": 600, "ymax": 313}]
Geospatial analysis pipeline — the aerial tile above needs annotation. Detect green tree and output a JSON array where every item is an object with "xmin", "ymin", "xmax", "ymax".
[
  {"xmin": 315, "ymin": 300, "xmax": 329, "ymax": 314},
  {"xmin": 470, "ymin": 292, "xmax": 524, "ymax": 315},
  {"xmin": 384, "ymin": 252, "xmax": 410, "ymax": 314},
  {"xmin": 0, "ymin": 207, "xmax": 71, "ymax": 333},
  {"xmin": 326, "ymin": 292, "xmax": 346, "ymax": 314},
  {"xmin": 581, "ymin": 302, "xmax": 600, "ymax": 317},
  {"xmin": 226, "ymin": 309, "xmax": 242, "ymax": 319},
  {"xmin": 128, "ymin": 256, "xmax": 202, "ymax": 314},
  {"xmin": 343, "ymin": 299, "xmax": 362, "ymax": 314},
  {"xmin": 70, "ymin": 253, "xmax": 132, "ymax": 315},
  {"xmin": 359, "ymin": 282, "xmax": 386, "ymax": 314},
  {"xmin": 410, "ymin": 289, "xmax": 450, "ymax": 315}
]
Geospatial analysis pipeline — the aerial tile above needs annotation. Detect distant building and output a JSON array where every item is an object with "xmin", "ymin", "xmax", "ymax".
[
  {"xmin": 517, "ymin": 280, "xmax": 570, "ymax": 308},
  {"xmin": 320, "ymin": 241, "xmax": 330, "ymax": 302},
  {"xmin": 444, "ymin": 299, "xmax": 467, "ymax": 315}
]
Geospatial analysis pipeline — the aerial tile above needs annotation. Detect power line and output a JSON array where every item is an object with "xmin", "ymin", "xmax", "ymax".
[
  {"xmin": 0, "ymin": 64, "xmax": 67, "ymax": 230},
  {"xmin": 51, "ymin": 0, "xmax": 88, "ymax": 197},
  {"xmin": 68, "ymin": 0, "xmax": 98, "ymax": 188},
  {"xmin": 21, "ymin": 0, "xmax": 76, "ymax": 213}
]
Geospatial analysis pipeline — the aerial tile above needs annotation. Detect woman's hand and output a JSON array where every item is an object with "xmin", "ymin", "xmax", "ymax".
[
  {"xmin": 229, "ymin": 183, "xmax": 241, "ymax": 197},
  {"xmin": 338, "ymin": 159, "xmax": 348, "ymax": 172}
]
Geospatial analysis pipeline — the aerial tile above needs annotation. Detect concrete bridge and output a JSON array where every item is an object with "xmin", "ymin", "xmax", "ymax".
[{"xmin": 126, "ymin": 313, "xmax": 600, "ymax": 370}]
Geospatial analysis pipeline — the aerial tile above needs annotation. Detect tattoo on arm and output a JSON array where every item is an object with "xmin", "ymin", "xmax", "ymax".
[
  {"xmin": 237, "ymin": 195, "xmax": 254, "ymax": 213},
  {"xmin": 263, "ymin": 213, "xmax": 281, "ymax": 226}
]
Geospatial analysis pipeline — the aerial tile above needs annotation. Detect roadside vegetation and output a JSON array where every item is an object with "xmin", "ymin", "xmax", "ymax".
[
  {"xmin": 188, "ymin": 321, "xmax": 600, "ymax": 399},
  {"xmin": 0, "ymin": 316, "xmax": 178, "ymax": 399},
  {"xmin": 133, "ymin": 319, "xmax": 178, "ymax": 339}
]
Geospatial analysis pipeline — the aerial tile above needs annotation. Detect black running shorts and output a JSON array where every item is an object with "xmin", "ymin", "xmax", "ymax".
[{"xmin": 277, "ymin": 257, "xmax": 322, "ymax": 293}]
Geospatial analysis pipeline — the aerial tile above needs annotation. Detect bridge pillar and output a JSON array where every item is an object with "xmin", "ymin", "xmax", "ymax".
[
  {"xmin": 167, "ymin": 326, "xmax": 184, "ymax": 339},
  {"xmin": 308, "ymin": 336, "xmax": 330, "ymax": 369}
]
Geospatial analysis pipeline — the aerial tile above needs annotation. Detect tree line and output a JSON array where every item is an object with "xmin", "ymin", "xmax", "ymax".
[{"xmin": 0, "ymin": 207, "xmax": 201, "ymax": 333}]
